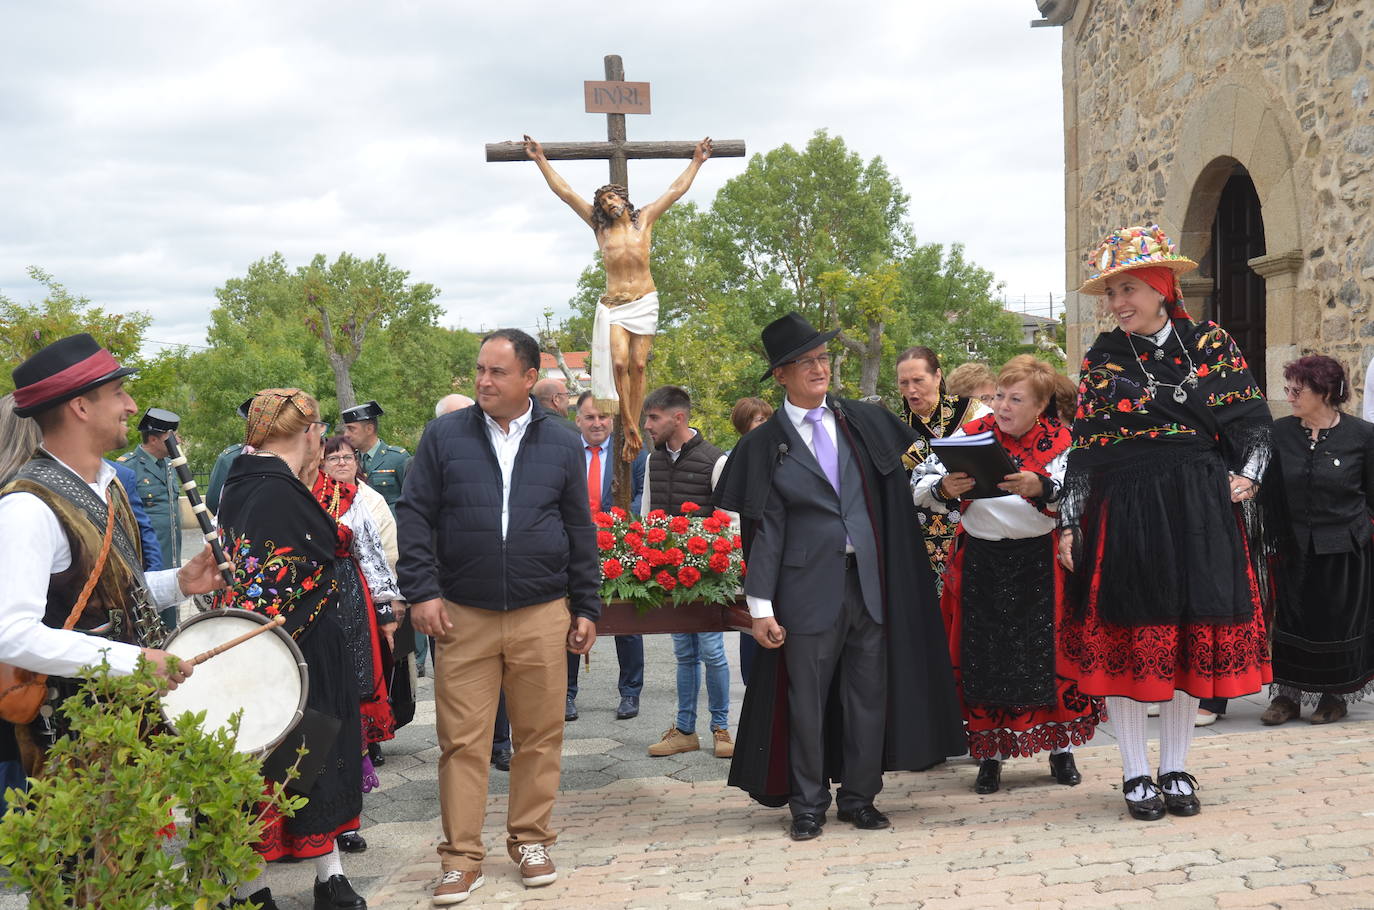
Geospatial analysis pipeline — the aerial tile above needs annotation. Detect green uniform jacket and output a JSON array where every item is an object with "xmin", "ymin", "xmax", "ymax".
[
  {"xmin": 360, "ymin": 439, "xmax": 410, "ymax": 513},
  {"xmin": 206, "ymin": 443, "xmax": 243, "ymax": 514},
  {"xmin": 116, "ymin": 445, "xmax": 182, "ymax": 567}
]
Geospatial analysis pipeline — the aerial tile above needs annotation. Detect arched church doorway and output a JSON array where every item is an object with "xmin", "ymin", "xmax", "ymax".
[{"xmin": 1208, "ymin": 166, "xmax": 1267, "ymax": 392}]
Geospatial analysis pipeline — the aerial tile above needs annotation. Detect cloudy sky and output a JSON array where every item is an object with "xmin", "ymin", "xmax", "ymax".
[{"xmin": 0, "ymin": 1, "xmax": 1066, "ymax": 352}]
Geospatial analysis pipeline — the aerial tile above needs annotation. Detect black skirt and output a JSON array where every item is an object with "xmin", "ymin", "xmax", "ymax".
[{"xmin": 1271, "ymin": 533, "xmax": 1374, "ymax": 703}]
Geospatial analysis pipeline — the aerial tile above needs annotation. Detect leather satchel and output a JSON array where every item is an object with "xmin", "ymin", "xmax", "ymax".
[{"xmin": 0, "ymin": 488, "xmax": 118, "ymax": 725}]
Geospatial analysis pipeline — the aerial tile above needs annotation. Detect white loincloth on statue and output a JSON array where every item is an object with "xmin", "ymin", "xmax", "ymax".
[{"xmin": 591, "ymin": 291, "xmax": 659, "ymax": 409}]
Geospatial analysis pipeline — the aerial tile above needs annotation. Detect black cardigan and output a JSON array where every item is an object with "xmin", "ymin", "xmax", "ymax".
[{"xmin": 1274, "ymin": 413, "xmax": 1374, "ymax": 555}]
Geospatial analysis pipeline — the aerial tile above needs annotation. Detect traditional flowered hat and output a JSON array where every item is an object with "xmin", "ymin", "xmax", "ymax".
[{"xmin": 1077, "ymin": 224, "xmax": 1197, "ymax": 296}]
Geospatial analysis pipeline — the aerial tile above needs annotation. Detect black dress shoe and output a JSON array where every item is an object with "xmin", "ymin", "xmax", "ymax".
[
  {"xmin": 313, "ymin": 873, "xmax": 366, "ymax": 910},
  {"xmin": 974, "ymin": 759, "xmax": 1001, "ymax": 794},
  {"xmin": 565, "ymin": 695, "xmax": 578, "ymax": 722},
  {"xmin": 1122, "ymin": 775, "xmax": 1166, "ymax": 821},
  {"xmin": 491, "ymin": 748, "xmax": 512, "ymax": 772},
  {"xmin": 1049, "ymin": 752, "xmax": 1081, "ymax": 786},
  {"xmin": 367, "ymin": 742, "xmax": 385, "ymax": 767},
  {"xmin": 224, "ymin": 887, "xmax": 280, "ymax": 909},
  {"xmin": 616, "ymin": 695, "xmax": 640, "ymax": 719},
  {"xmin": 788, "ymin": 812, "xmax": 826, "ymax": 841},
  {"xmin": 836, "ymin": 805, "xmax": 890, "ymax": 829},
  {"xmin": 336, "ymin": 830, "xmax": 367, "ymax": 853},
  {"xmin": 1158, "ymin": 770, "xmax": 1201, "ymax": 817}
]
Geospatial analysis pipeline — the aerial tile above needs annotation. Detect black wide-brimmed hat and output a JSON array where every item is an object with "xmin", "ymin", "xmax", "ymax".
[
  {"xmin": 758, "ymin": 313, "xmax": 839, "ymax": 382},
  {"xmin": 11, "ymin": 333, "xmax": 138, "ymax": 418},
  {"xmin": 340, "ymin": 400, "xmax": 384, "ymax": 423},
  {"xmin": 138, "ymin": 407, "xmax": 180, "ymax": 434}
]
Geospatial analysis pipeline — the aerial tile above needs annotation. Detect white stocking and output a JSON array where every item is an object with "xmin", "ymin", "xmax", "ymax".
[
  {"xmin": 315, "ymin": 844, "xmax": 344, "ymax": 883},
  {"xmin": 1107, "ymin": 696, "xmax": 1152, "ymax": 799},
  {"xmin": 234, "ymin": 862, "xmax": 266, "ymax": 900},
  {"xmin": 1158, "ymin": 690, "xmax": 1200, "ymax": 794}
]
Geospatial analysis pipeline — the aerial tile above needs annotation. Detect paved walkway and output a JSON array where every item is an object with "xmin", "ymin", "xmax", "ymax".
[{"xmin": 247, "ymin": 634, "xmax": 1374, "ymax": 909}]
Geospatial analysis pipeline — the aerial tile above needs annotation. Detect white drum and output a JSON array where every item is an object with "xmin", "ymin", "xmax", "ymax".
[{"xmin": 159, "ymin": 608, "xmax": 309, "ymax": 755}]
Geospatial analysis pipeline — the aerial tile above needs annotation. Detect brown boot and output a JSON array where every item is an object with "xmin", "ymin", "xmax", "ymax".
[
  {"xmin": 712, "ymin": 727, "xmax": 734, "ymax": 758},
  {"xmin": 1310, "ymin": 694, "xmax": 1348, "ymax": 724},
  {"xmin": 1260, "ymin": 695, "xmax": 1300, "ymax": 725}
]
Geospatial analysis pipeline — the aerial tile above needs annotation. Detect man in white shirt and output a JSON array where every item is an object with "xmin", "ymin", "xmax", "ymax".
[{"xmin": 0, "ymin": 334, "xmax": 225, "ymax": 762}]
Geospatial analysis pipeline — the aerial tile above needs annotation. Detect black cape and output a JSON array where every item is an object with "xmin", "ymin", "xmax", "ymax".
[{"xmin": 714, "ymin": 397, "xmax": 966, "ymax": 806}]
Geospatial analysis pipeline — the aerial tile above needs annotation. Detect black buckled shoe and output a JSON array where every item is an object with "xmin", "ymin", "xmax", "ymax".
[
  {"xmin": 313, "ymin": 873, "xmax": 366, "ymax": 910},
  {"xmin": 1049, "ymin": 752, "xmax": 1081, "ymax": 786},
  {"xmin": 224, "ymin": 888, "xmax": 280, "ymax": 909},
  {"xmin": 788, "ymin": 812, "xmax": 826, "ymax": 841},
  {"xmin": 1157, "ymin": 770, "xmax": 1201, "ymax": 817},
  {"xmin": 1122, "ymin": 775, "xmax": 1166, "ymax": 821},
  {"xmin": 336, "ymin": 830, "xmax": 367, "ymax": 853},
  {"xmin": 836, "ymin": 804, "xmax": 890, "ymax": 829},
  {"xmin": 974, "ymin": 759, "xmax": 1001, "ymax": 794}
]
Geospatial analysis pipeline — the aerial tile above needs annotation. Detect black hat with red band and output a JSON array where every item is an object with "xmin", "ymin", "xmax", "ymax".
[{"xmin": 11, "ymin": 333, "xmax": 138, "ymax": 418}]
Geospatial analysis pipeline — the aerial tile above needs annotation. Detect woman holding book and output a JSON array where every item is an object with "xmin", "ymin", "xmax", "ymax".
[
  {"xmin": 913, "ymin": 355, "xmax": 1102, "ymax": 794},
  {"xmin": 1057, "ymin": 225, "xmax": 1277, "ymax": 822},
  {"xmin": 898, "ymin": 346, "xmax": 991, "ymax": 586}
]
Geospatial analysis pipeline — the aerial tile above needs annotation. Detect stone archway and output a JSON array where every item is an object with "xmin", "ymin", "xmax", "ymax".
[{"xmin": 1165, "ymin": 80, "xmax": 1306, "ymax": 402}]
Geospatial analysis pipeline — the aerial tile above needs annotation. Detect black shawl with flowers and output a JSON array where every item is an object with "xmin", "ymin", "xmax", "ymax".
[{"xmin": 1062, "ymin": 318, "xmax": 1284, "ymax": 625}]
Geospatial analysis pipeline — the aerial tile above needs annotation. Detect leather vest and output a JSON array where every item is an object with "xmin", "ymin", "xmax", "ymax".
[{"xmin": 647, "ymin": 432, "xmax": 723, "ymax": 517}]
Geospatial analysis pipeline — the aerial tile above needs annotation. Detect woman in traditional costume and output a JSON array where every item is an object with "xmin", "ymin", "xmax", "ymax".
[
  {"xmin": 1058, "ymin": 225, "xmax": 1275, "ymax": 822},
  {"xmin": 898, "ymin": 346, "xmax": 990, "ymax": 585},
  {"xmin": 1262, "ymin": 355, "xmax": 1374, "ymax": 725},
  {"xmin": 310, "ymin": 435, "xmax": 402, "ymax": 856},
  {"xmin": 215, "ymin": 389, "xmax": 366, "ymax": 910},
  {"xmin": 915, "ymin": 356, "xmax": 1102, "ymax": 794}
]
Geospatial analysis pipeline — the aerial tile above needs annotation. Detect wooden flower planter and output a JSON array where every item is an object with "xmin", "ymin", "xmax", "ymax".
[{"xmin": 595, "ymin": 598, "xmax": 753, "ymax": 636}]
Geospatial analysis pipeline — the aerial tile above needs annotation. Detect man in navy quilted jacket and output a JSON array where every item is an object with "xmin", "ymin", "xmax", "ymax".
[{"xmin": 397, "ymin": 328, "xmax": 601, "ymax": 905}]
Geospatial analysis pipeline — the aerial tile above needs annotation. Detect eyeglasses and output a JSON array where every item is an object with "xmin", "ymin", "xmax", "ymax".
[
  {"xmin": 787, "ymin": 353, "xmax": 832, "ymax": 371},
  {"xmin": 324, "ymin": 454, "xmax": 355, "ymax": 465},
  {"xmin": 1282, "ymin": 386, "xmax": 1307, "ymax": 398}
]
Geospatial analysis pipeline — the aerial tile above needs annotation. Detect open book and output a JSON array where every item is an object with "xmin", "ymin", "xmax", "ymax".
[{"xmin": 929, "ymin": 430, "xmax": 1017, "ymax": 499}]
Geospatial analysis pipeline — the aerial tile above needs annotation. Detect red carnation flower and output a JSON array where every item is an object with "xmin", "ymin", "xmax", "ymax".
[
  {"xmin": 646, "ymin": 527, "xmax": 668, "ymax": 544},
  {"xmin": 628, "ymin": 521, "xmax": 644, "ymax": 533},
  {"xmin": 712, "ymin": 536, "xmax": 733, "ymax": 554},
  {"xmin": 665, "ymin": 547, "xmax": 686, "ymax": 566},
  {"xmin": 687, "ymin": 535, "xmax": 709, "ymax": 555},
  {"xmin": 678, "ymin": 566, "xmax": 701, "ymax": 588},
  {"xmin": 681, "ymin": 501, "xmax": 701, "ymax": 513},
  {"xmin": 712, "ymin": 510, "xmax": 730, "ymax": 524},
  {"xmin": 702, "ymin": 517, "xmax": 723, "ymax": 534},
  {"xmin": 597, "ymin": 530, "xmax": 616, "ymax": 550},
  {"xmin": 647, "ymin": 509, "xmax": 668, "ymax": 522},
  {"xmin": 732, "ymin": 535, "xmax": 742, "ymax": 550},
  {"xmin": 646, "ymin": 548, "xmax": 667, "ymax": 567},
  {"xmin": 739, "ymin": 559, "xmax": 747, "ymax": 577},
  {"xmin": 610, "ymin": 506, "xmax": 628, "ymax": 520},
  {"xmin": 633, "ymin": 559, "xmax": 652, "ymax": 581},
  {"xmin": 602, "ymin": 558, "xmax": 624, "ymax": 579},
  {"xmin": 669, "ymin": 516, "xmax": 690, "ymax": 534},
  {"xmin": 655, "ymin": 570, "xmax": 677, "ymax": 591},
  {"xmin": 624, "ymin": 531, "xmax": 644, "ymax": 549},
  {"xmin": 708, "ymin": 552, "xmax": 730, "ymax": 573},
  {"xmin": 593, "ymin": 511, "xmax": 615, "ymax": 528}
]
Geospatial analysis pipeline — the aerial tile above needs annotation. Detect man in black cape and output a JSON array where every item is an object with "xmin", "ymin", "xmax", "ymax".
[{"xmin": 714, "ymin": 313, "xmax": 964, "ymax": 839}]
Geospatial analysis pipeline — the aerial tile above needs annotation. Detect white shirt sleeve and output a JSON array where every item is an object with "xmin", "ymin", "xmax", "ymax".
[
  {"xmin": 745, "ymin": 594, "xmax": 773, "ymax": 620},
  {"xmin": 1364, "ymin": 359, "xmax": 1374, "ymax": 423},
  {"xmin": 0, "ymin": 492, "xmax": 142, "ymax": 676},
  {"xmin": 145, "ymin": 569, "xmax": 185, "ymax": 608}
]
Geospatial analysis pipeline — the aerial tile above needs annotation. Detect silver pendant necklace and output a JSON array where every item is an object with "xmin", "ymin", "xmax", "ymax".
[{"xmin": 1125, "ymin": 325, "xmax": 1198, "ymax": 403}]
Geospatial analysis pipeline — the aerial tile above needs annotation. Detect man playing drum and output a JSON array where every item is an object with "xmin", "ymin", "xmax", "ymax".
[{"xmin": 0, "ymin": 334, "xmax": 226, "ymax": 768}]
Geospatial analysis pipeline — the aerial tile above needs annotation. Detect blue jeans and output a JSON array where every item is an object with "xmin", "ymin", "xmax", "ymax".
[{"xmin": 672, "ymin": 632, "xmax": 730, "ymax": 732}]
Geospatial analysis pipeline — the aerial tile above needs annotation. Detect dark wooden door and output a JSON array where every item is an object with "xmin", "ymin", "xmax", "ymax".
[{"xmin": 1210, "ymin": 169, "xmax": 1267, "ymax": 391}]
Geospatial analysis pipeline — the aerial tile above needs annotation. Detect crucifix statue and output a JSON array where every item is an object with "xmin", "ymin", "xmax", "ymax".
[{"xmin": 486, "ymin": 55, "xmax": 745, "ymax": 499}]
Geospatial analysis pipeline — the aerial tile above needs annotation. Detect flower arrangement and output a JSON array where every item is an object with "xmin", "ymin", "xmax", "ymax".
[{"xmin": 595, "ymin": 501, "xmax": 745, "ymax": 612}]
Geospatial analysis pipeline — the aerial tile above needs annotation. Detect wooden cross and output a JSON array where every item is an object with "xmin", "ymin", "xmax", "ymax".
[{"xmin": 484, "ymin": 54, "xmax": 745, "ymax": 189}]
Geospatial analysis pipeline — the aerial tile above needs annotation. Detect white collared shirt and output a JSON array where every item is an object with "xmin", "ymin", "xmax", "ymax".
[
  {"xmin": 483, "ymin": 399, "xmax": 534, "ymax": 538},
  {"xmin": 0, "ymin": 450, "xmax": 185, "ymax": 677}
]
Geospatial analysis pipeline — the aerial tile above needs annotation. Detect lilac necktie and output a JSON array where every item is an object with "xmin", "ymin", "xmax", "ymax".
[{"xmin": 805, "ymin": 407, "xmax": 840, "ymax": 496}]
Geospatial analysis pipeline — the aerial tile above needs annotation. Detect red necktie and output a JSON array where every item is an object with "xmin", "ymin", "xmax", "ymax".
[{"xmin": 587, "ymin": 445, "xmax": 602, "ymax": 513}]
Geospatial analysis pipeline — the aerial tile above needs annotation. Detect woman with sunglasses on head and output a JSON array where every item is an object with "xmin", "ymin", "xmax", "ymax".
[
  {"xmin": 1057, "ymin": 225, "xmax": 1281, "ymax": 823},
  {"xmin": 1262, "ymin": 356, "xmax": 1374, "ymax": 725},
  {"xmin": 215, "ymin": 390, "xmax": 367, "ymax": 910}
]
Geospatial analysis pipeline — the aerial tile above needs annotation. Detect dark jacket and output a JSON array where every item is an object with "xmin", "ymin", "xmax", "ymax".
[
  {"xmin": 1275, "ymin": 413, "xmax": 1374, "ymax": 555},
  {"xmin": 395, "ymin": 399, "xmax": 602, "ymax": 620},
  {"xmin": 646, "ymin": 430, "xmax": 723, "ymax": 517}
]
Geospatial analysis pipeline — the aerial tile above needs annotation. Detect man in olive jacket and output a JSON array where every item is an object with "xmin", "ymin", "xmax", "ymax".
[{"xmin": 396, "ymin": 328, "xmax": 600, "ymax": 905}]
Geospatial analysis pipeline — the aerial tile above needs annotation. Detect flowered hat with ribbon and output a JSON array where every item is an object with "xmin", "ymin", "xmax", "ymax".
[{"xmin": 1078, "ymin": 224, "xmax": 1198, "ymax": 295}]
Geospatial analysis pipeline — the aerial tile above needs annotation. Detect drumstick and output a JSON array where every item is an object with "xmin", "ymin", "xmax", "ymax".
[{"xmin": 186, "ymin": 615, "xmax": 286, "ymax": 667}]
